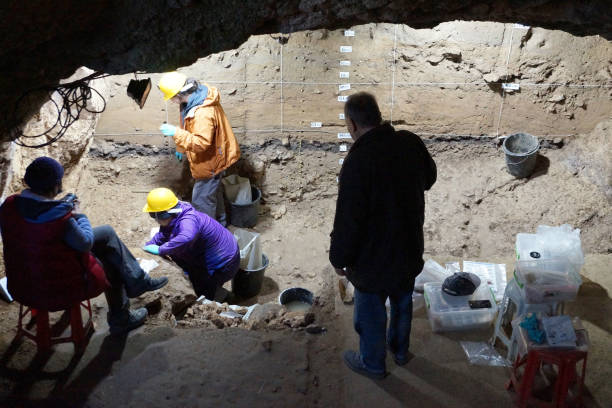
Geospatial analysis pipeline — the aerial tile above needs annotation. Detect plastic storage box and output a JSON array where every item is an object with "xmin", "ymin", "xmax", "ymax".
[
  {"xmin": 424, "ymin": 282, "xmax": 498, "ymax": 332},
  {"xmin": 515, "ymin": 233, "xmax": 549, "ymax": 261},
  {"xmin": 511, "ymin": 316, "xmax": 589, "ymax": 358},
  {"xmin": 514, "ymin": 259, "xmax": 581, "ymax": 303}
]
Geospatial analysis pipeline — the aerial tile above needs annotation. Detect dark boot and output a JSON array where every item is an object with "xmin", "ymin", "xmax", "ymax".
[
  {"xmin": 125, "ymin": 276, "xmax": 168, "ymax": 298},
  {"xmin": 108, "ymin": 307, "xmax": 148, "ymax": 335}
]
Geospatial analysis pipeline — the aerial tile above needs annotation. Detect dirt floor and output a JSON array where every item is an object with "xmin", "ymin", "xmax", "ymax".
[{"xmin": 0, "ymin": 135, "xmax": 610, "ymax": 407}]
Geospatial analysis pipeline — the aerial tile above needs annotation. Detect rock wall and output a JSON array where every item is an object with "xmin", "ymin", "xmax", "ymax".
[
  {"xmin": 563, "ymin": 119, "xmax": 612, "ymax": 201},
  {"xmin": 0, "ymin": 68, "xmax": 108, "ymax": 200},
  {"xmin": 96, "ymin": 22, "xmax": 612, "ymax": 146}
]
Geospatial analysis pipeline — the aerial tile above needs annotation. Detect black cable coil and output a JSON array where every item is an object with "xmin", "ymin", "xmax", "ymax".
[{"xmin": 11, "ymin": 72, "xmax": 108, "ymax": 148}]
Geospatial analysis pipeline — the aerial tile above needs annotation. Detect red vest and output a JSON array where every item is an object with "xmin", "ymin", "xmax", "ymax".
[{"xmin": 0, "ymin": 195, "xmax": 109, "ymax": 311}]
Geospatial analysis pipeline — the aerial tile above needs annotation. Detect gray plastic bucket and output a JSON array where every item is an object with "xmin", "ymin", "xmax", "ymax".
[
  {"xmin": 502, "ymin": 133, "xmax": 539, "ymax": 178},
  {"xmin": 229, "ymin": 186, "xmax": 261, "ymax": 228},
  {"xmin": 232, "ymin": 253, "xmax": 268, "ymax": 298}
]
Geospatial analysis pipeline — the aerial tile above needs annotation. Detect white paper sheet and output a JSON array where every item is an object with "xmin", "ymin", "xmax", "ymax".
[
  {"xmin": 462, "ymin": 261, "xmax": 507, "ymax": 301},
  {"xmin": 138, "ymin": 258, "xmax": 160, "ymax": 274}
]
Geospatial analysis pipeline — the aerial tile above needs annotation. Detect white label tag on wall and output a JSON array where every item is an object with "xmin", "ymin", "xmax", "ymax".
[
  {"xmin": 338, "ymin": 132, "xmax": 351, "ymax": 139},
  {"xmin": 340, "ymin": 60, "xmax": 351, "ymax": 66},
  {"xmin": 339, "ymin": 158, "xmax": 344, "ymax": 165},
  {"xmin": 513, "ymin": 23, "xmax": 530, "ymax": 29},
  {"xmin": 339, "ymin": 144, "xmax": 347, "ymax": 152},
  {"xmin": 344, "ymin": 30, "xmax": 355, "ymax": 37},
  {"xmin": 339, "ymin": 84, "xmax": 351, "ymax": 92},
  {"xmin": 340, "ymin": 46, "xmax": 352, "ymax": 53},
  {"xmin": 338, "ymin": 95, "xmax": 348, "ymax": 102},
  {"xmin": 310, "ymin": 122, "xmax": 322, "ymax": 128},
  {"xmin": 339, "ymin": 72, "xmax": 350, "ymax": 79},
  {"xmin": 502, "ymin": 83, "xmax": 520, "ymax": 91},
  {"xmin": 338, "ymin": 113, "xmax": 345, "ymax": 120}
]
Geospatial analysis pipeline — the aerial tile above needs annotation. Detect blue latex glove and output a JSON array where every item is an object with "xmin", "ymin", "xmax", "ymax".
[
  {"xmin": 143, "ymin": 244, "xmax": 160, "ymax": 255},
  {"xmin": 175, "ymin": 151, "xmax": 184, "ymax": 162},
  {"xmin": 160, "ymin": 124, "xmax": 176, "ymax": 137}
]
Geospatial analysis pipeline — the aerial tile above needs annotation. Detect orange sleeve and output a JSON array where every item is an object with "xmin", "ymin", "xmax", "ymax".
[{"xmin": 173, "ymin": 108, "xmax": 215, "ymax": 153}]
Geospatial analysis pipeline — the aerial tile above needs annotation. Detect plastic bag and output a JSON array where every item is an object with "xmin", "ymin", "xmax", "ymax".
[
  {"xmin": 223, "ymin": 175, "xmax": 252, "ymax": 205},
  {"xmin": 415, "ymin": 259, "xmax": 450, "ymax": 291},
  {"xmin": 233, "ymin": 228, "xmax": 262, "ymax": 270},
  {"xmin": 412, "ymin": 293, "xmax": 425, "ymax": 311},
  {"xmin": 460, "ymin": 341, "xmax": 510, "ymax": 367},
  {"xmin": 541, "ymin": 315, "xmax": 576, "ymax": 346},
  {"xmin": 445, "ymin": 262, "xmax": 461, "ymax": 274},
  {"xmin": 535, "ymin": 224, "xmax": 584, "ymax": 267},
  {"xmin": 338, "ymin": 277, "xmax": 354, "ymax": 304},
  {"xmin": 0, "ymin": 277, "xmax": 13, "ymax": 302},
  {"xmin": 384, "ymin": 293, "xmax": 425, "ymax": 312}
]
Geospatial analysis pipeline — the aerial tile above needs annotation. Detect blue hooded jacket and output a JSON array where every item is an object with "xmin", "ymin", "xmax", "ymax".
[{"xmin": 14, "ymin": 190, "xmax": 94, "ymax": 252}]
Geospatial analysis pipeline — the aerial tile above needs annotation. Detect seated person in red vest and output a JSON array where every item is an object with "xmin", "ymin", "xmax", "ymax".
[{"xmin": 0, "ymin": 157, "xmax": 168, "ymax": 335}]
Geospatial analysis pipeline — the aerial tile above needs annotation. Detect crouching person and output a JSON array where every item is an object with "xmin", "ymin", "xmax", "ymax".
[
  {"xmin": 0, "ymin": 157, "xmax": 168, "ymax": 335},
  {"xmin": 142, "ymin": 188, "xmax": 240, "ymax": 301}
]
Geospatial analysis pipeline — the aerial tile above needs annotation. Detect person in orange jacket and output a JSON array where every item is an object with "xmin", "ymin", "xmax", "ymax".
[{"xmin": 158, "ymin": 72, "xmax": 240, "ymax": 227}]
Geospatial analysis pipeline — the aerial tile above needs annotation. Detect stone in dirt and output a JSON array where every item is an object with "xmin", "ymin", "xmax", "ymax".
[
  {"xmin": 548, "ymin": 93, "xmax": 566, "ymax": 103},
  {"xmin": 281, "ymin": 311, "xmax": 315, "ymax": 328},
  {"xmin": 170, "ymin": 294, "xmax": 197, "ymax": 316},
  {"xmin": 246, "ymin": 303, "xmax": 285, "ymax": 330},
  {"xmin": 271, "ymin": 204, "xmax": 287, "ymax": 219}
]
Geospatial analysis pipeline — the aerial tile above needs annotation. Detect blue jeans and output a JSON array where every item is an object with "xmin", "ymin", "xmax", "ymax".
[
  {"xmin": 354, "ymin": 287, "xmax": 413, "ymax": 372},
  {"xmin": 91, "ymin": 225, "xmax": 147, "ymax": 313}
]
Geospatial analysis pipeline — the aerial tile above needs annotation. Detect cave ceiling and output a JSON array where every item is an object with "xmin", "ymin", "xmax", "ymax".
[{"xmin": 1, "ymin": 0, "xmax": 610, "ymax": 139}]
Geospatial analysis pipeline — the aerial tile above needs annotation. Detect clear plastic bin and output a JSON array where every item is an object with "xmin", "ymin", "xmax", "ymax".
[
  {"xmin": 515, "ymin": 233, "xmax": 550, "ymax": 261},
  {"xmin": 424, "ymin": 282, "xmax": 498, "ymax": 332},
  {"xmin": 515, "ymin": 226, "xmax": 584, "ymax": 269},
  {"xmin": 514, "ymin": 259, "xmax": 581, "ymax": 303},
  {"xmin": 511, "ymin": 316, "xmax": 589, "ymax": 357}
]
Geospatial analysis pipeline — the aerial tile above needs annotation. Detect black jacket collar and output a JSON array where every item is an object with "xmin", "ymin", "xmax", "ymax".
[{"xmin": 350, "ymin": 123, "xmax": 394, "ymax": 152}]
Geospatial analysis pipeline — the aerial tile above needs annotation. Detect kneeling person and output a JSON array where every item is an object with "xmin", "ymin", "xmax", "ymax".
[{"xmin": 143, "ymin": 188, "xmax": 240, "ymax": 301}]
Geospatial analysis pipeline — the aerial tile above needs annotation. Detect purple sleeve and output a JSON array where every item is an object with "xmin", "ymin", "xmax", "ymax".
[
  {"xmin": 157, "ymin": 216, "xmax": 199, "ymax": 256},
  {"xmin": 146, "ymin": 231, "xmax": 167, "ymax": 246}
]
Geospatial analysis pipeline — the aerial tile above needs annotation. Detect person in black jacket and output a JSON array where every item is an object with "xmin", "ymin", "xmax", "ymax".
[{"xmin": 330, "ymin": 92, "xmax": 436, "ymax": 379}]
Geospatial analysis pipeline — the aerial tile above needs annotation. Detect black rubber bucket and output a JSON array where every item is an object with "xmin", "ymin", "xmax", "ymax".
[
  {"xmin": 229, "ymin": 186, "xmax": 261, "ymax": 228},
  {"xmin": 231, "ymin": 253, "xmax": 268, "ymax": 298},
  {"xmin": 502, "ymin": 133, "xmax": 539, "ymax": 178},
  {"xmin": 278, "ymin": 287, "xmax": 314, "ymax": 312}
]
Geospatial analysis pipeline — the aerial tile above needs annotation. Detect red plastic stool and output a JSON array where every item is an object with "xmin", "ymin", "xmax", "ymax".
[
  {"xmin": 507, "ymin": 348, "xmax": 587, "ymax": 408},
  {"xmin": 17, "ymin": 300, "xmax": 94, "ymax": 351}
]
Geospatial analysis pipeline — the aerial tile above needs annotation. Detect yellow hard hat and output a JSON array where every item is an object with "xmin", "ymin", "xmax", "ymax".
[
  {"xmin": 158, "ymin": 72, "xmax": 187, "ymax": 101},
  {"xmin": 143, "ymin": 188, "xmax": 179, "ymax": 212}
]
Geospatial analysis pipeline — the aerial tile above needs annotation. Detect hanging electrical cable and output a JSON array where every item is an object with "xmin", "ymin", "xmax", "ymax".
[{"xmin": 11, "ymin": 71, "xmax": 108, "ymax": 148}]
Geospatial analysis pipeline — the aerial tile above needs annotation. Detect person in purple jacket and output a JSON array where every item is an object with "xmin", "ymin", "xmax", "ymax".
[{"xmin": 142, "ymin": 188, "xmax": 240, "ymax": 301}]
